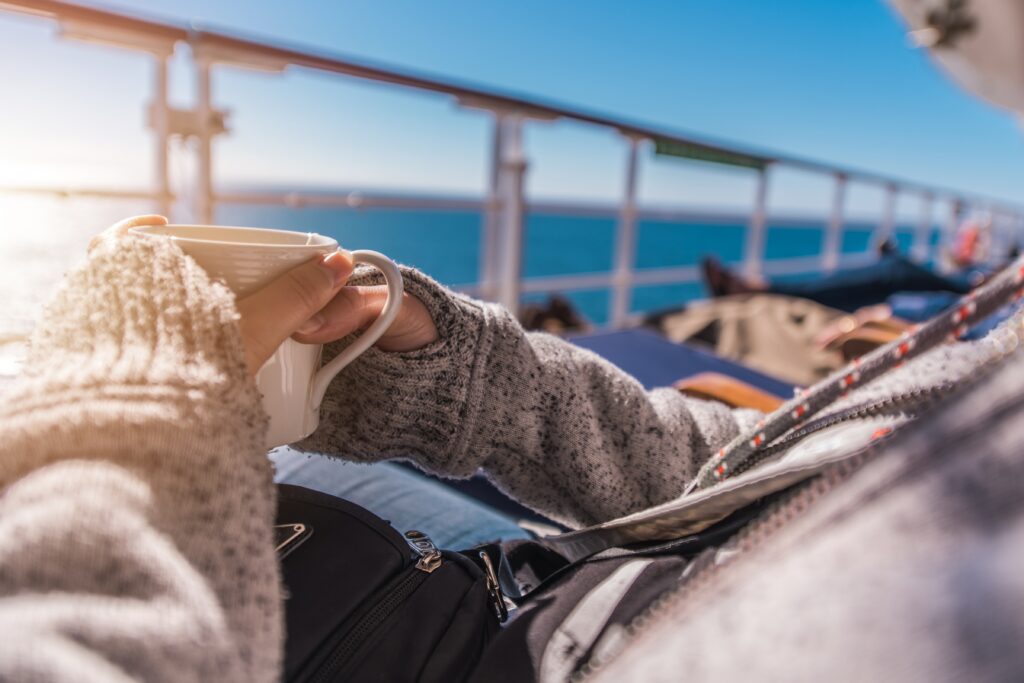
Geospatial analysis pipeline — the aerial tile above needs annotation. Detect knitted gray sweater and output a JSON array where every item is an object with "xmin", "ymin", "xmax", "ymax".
[{"xmin": 0, "ymin": 236, "xmax": 1012, "ymax": 681}]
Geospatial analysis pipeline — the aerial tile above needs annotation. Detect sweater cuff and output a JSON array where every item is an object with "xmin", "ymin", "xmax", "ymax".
[
  {"xmin": 1, "ymin": 235, "xmax": 265, "ymax": 447},
  {"xmin": 298, "ymin": 266, "xmax": 494, "ymax": 477}
]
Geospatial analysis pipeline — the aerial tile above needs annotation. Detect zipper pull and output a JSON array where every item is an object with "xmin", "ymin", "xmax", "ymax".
[
  {"xmin": 404, "ymin": 530, "xmax": 443, "ymax": 573},
  {"xmin": 478, "ymin": 550, "xmax": 510, "ymax": 623}
]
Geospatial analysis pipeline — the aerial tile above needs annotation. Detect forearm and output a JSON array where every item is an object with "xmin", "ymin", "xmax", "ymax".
[
  {"xmin": 301, "ymin": 268, "xmax": 759, "ymax": 528},
  {"xmin": 0, "ymin": 237, "xmax": 281, "ymax": 681}
]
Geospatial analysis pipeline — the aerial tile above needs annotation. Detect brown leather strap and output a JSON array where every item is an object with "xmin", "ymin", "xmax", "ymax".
[{"xmin": 674, "ymin": 372, "xmax": 785, "ymax": 412}]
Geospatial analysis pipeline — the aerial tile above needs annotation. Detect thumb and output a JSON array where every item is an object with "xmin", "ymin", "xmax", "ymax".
[{"xmin": 236, "ymin": 250, "xmax": 354, "ymax": 374}]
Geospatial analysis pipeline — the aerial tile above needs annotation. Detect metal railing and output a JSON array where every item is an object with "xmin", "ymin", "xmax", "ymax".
[{"xmin": 2, "ymin": 0, "xmax": 1023, "ymax": 327}]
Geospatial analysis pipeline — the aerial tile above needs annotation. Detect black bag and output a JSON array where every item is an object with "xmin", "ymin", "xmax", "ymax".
[
  {"xmin": 276, "ymin": 484, "xmax": 502, "ymax": 682},
  {"xmin": 275, "ymin": 481, "xmax": 775, "ymax": 682}
]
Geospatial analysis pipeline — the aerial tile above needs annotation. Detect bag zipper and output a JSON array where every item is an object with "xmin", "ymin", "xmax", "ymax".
[
  {"xmin": 307, "ymin": 530, "xmax": 443, "ymax": 683},
  {"xmin": 478, "ymin": 549, "xmax": 510, "ymax": 622},
  {"xmin": 570, "ymin": 451, "xmax": 876, "ymax": 682},
  {"xmin": 405, "ymin": 529, "xmax": 444, "ymax": 573}
]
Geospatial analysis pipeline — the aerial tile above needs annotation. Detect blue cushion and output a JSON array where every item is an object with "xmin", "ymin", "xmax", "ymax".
[{"xmin": 570, "ymin": 328, "xmax": 794, "ymax": 397}]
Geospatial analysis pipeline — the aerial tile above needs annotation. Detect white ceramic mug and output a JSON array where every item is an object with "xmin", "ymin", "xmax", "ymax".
[{"xmin": 131, "ymin": 224, "xmax": 403, "ymax": 448}]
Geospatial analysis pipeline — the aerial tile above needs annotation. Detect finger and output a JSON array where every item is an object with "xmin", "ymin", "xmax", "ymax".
[
  {"xmin": 89, "ymin": 214, "xmax": 168, "ymax": 253},
  {"xmin": 292, "ymin": 287, "xmax": 438, "ymax": 353},
  {"xmin": 290, "ymin": 286, "xmax": 378, "ymax": 344},
  {"xmin": 236, "ymin": 250, "xmax": 354, "ymax": 372}
]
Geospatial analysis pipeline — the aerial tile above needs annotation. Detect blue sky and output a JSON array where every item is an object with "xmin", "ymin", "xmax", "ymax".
[{"xmin": 1, "ymin": 0, "xmax": 1022, "ymax": 219}]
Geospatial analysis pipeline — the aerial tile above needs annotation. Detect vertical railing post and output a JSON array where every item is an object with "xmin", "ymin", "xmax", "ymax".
[
  {"xmin": 151, "ymin": 54, "xmax": 172, "ymax": 218},
  {"xmin": 479, "ymin": 116, "xmax": 504, "ymax": 301},
  {"xmin": 1015, "ymin": 213, "xmax": 1024, "ymax": 255},
  {"xmin": 939, "ymin": 198, "xmax": 964, "ymax": 271},
  {"xmin": 946, "ymin": 198, "xmax": 963, "ymax": 246},
  {"xmin": 494, "ymin": 113, "xmax": 527, "ymax": 314},
  {"xmin": 822, "ymin": 173, "xmax": 846, "ymax": 273},
  {"xmin": 873, "ymin": 183, "xmax": 897, "ymax": 250},
  {"xmin": 912, "ymin": 193, "xmax": 933, "ymax": 262},
  {"xmin": 195, "ymin": 58, "xmax": 215, "ymax": 225},
  {"xmin": 743, "ymin": 165, "xmax": 770, "ymax": 279},
  {"xmin": 610, "ymin": 135, "xmax": 642, "ymax": 328},
  {"xmin": 987, "ymin": 209, "xmax": 1004, "ymax": 266}
]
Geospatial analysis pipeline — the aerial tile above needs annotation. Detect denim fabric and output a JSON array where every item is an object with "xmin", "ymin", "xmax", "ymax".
[
  {"xmin": 770, "ymin": 253, "xmax": 973, "ymax": 312},
  {"xmin": 887, "ymin": 291, "xmax": 960, "ymax": 321},
  {"xmin": 271, "ymin": 447, "xmax": 530, "ymax": 549}
]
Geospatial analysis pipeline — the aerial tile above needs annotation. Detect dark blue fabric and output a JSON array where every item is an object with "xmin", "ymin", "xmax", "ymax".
[
  {"xmin": 887, "ymin": 291, "xmax": 959, "ymax": 322},
  {"xmin": 887, "ymin": 291, "xmax": 1019, "ymax": 340},
  {"xmin": 569, "ymin": 328, "xmax": 793, "ymax": 397},
  {"xmin": 769, "ymin": 253, "xmax": 973, "ymax": 312}
]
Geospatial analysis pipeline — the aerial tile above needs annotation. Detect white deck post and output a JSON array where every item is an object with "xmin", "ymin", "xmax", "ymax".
[
  {"xmin": 479, "ymin": 116, "xmax": 504, "ymax": 301},
  {"xmin": 912, "ymin": 193, "xmax": 933, "ymax": 262},
  {"xmin": 988, "ymin": 209, "xmax": 1005, "ymax": 266},
  {"xmin": 934, "ymin": 198, "xmax": 964, "ymax": 271},
  {"xmin": 610, "ymin": 135, "xmax": 641, "ymax": 328},
  {"xmin": 873, "ymin": 183, "xmax": 897, "ymax": 250},
  {"xmin": 152, "ymin": 55, "xmax": 172, "ymax": 218},
  {"xmin": 743, "ymin": 166, "xmax": 770, "ymax": 279},
  {"xmin": 195, "ymin": 59, "xmax": 215, "ymax": 225},
  {"xmin": 946, "ymin": 198, "xmax": 963, "ymax": 244},
  {"xmin": 494, "ymin": 114, "xmax": 527, "ymax": 314},
  {"xmin": 822, "ymin": 173, "xmax": 846, "ymax": 273}
]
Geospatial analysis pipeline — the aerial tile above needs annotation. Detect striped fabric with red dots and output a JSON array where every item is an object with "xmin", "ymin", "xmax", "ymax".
[{"xmin": 689, "ymin": 256, "xmax": 1024, "ymax": 492}]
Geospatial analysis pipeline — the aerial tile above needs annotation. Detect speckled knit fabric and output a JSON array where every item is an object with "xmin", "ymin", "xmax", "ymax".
[
  {"xmin": 0, "ymin": 237, "xmax": 279, "ymax": 682},
  {"xmin": 0, "ymin": 235, "xmax": 1016, "ymax": 681},
  {"xmin": 300, "ymin": 266, "xmax": 762, "ymax": 528}
]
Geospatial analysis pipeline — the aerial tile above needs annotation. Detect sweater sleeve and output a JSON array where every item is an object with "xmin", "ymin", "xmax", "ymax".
[
  {"xmin": 0, "ymin": 236, "xmax": 280, "ymax": 682},
  {"xmin": 299, "ymin": 267, "xmax": 760, "ymax": 528}
]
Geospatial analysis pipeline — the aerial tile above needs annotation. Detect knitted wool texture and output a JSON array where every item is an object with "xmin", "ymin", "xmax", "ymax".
[{"xmin": 0, "ymin": 236, "xmax": 1013, "ymax": 680}]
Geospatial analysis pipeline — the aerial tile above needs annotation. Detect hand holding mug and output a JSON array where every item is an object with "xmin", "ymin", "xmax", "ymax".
[
  {"xmin": 92, "ymin": 215, "xmax": 438, "ymax": 375},
  {"xmin": 93, "ymin": 216, "xmax": 438, "ymax": 447},
  {"xmin": 236, "ymin": 250, "xmax": 439, "ymax": 374}
]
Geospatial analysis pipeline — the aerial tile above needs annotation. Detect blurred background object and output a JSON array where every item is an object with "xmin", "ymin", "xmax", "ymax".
[{"xmin": 891, "ymin": 0, "xmax": 1024, "ymax": 114}]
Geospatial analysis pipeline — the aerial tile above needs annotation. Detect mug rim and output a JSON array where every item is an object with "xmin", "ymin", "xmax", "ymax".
[{"xmin": 130, "ymin": 224, "xmax": 339, "ymax": 250}]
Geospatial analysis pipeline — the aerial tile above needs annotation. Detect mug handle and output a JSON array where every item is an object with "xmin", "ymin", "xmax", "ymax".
[{"xmin": 309, "ymin": 250, "xmax": 403, "ymax": 409}]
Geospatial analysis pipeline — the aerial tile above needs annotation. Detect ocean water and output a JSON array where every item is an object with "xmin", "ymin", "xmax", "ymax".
[
  {"xmin": 0, "ymin": 193, "xmax": 936, "ymax": 384},
  {"xmin": 218, "ymin": 203, "xmax": 931, "ymax": 323}
]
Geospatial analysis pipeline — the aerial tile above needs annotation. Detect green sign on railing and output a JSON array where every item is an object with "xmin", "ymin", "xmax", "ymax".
[{"xmin": 654, "ymin": 138, "xmax": 766, "ymax": 171}]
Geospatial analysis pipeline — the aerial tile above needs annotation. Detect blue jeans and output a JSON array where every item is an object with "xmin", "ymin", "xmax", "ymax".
[
  {"xmin": 271, "ymin": 448, "xmax": 531, "ymax": 549},
  {"xmin": 769, "ymin": 253, "xmax": 974, "ymax": 312}
]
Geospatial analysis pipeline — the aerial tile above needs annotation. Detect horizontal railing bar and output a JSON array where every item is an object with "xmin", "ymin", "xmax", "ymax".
[
  {"xmin": 3, "ymin": 0, "xmax": 1022, "ymax": 215},
  {"xmin": 214, "ymin": 191, "xmax": 721, "ymax": 222},
  {"xmin": 214, "ymin": 191, "xmax": 910, "ymax": 227},
  {"xmin": 0, "ymin": 0, "xmax": 186, "ymax": 40},
  {"xmin": 0, "ymin": 185, "xmax": 923, "ymax": 231},
  {"xmin": 520, "ymin": 272, "xmax": 619, "ymax": 293},
  {"xmin": 517, "ymin": 251, "xmax": 875, "ymax": 295},
  {"xmin": 744, "ymin": 251, "xmax": 875, "ymax": 276},
  {"xmin": 630, "ymin": 266, "xmax": 701, "ymax": 286},
  {"xmin": 763, "ymin": 255, "xmax": 835, "ymax": 276},
  {"xmin": 214, "ymin": 191, "xmax": 489, "ymax": 212},
  {"xmin": 218, "ymin": 191, "xmax": 766, "ymax": 223},
  {"xmin": 0, "ymin": 186, "xmax": 171, "ymax": 201}
]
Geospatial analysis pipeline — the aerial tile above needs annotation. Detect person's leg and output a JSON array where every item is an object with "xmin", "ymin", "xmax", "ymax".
[
  {"xmin": 769, "ymin": 254, "xmax": 973, "ymax": 312},
  {"xmin": 271, "ymin": 447, "xmax": 531, "ymax": 548}
]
